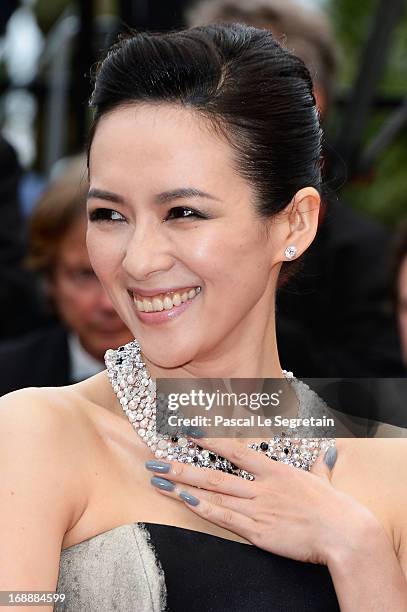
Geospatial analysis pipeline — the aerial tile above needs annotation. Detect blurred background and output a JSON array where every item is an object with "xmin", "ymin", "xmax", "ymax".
[{"xmin": 0, "ymin": 0, "xmax": 406, "ymax": 407}]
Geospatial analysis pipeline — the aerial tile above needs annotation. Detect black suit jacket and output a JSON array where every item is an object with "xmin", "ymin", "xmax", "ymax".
[
  {"xmin": 0, "ymin": 322, "xmax": 71, "ymax": 396},
  {"xmin": 276, "ymin": 198, "xmax": 405, "ymax": 377},
  {"xmin": 0, "ymin": 136, "xmax": 48, "ymax": 340}
]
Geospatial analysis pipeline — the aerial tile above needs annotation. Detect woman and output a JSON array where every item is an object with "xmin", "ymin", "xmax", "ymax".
[{"xmin": 0, "ymin": 24, "xmax": 406, "ymax": 612}]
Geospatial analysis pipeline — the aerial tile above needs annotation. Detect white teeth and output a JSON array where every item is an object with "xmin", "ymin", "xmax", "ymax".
[
  {"xmin": 133, "ymin": 286, "xmax": 201, "ymax": 312},
  {"xmin": 143, "ymin": 299, "xmax": 153, "ymax": 312},
  {"xmin": 152, "ymin": 297, "xmax": 164, "ymax": 312},
  {"xmin": 172, "ymin": 293, "xmax": 182, "ymax": 306},
  {"xmin": 163, "ymin": 296, "xmax": 173, "ymax": 310}
]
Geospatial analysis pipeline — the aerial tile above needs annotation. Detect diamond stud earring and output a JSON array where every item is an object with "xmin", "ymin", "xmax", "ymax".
[{"xmin": 284, "ymin": 245, "xmax": 297, "ymax": 259}]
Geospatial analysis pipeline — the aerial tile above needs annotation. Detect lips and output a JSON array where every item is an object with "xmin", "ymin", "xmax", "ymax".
[
  {"xmin": 131, "ymin": 286, "xmax": 201, "ymax": 312},
  {"xmin": 129, "ymin": 285, "xmax": 200, "ymax": 298},
  {"xmin": 129, "ymin": 286, "xmax": 202, "ymax": 325}
]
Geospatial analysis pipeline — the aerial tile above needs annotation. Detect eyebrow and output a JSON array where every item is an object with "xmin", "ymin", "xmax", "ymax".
[
  {"xmin": 155, "ymin": 187, "xmax": 220, "ymax": 204},
  {"xmin": 87, "ymin": 187, "xmax": 219, "ymax": 205},
  {"xmin": 87, "ymin": 188, "xmax": 124, "ymax": 204}
]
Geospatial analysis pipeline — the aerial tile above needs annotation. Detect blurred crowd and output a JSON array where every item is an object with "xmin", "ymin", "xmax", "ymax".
[
  {"xmin": 0, "ymin": 146, "xmax": 132, "ymax": 391},
  {"xmin": 0, "ymin": 0, "xmax": 406, "ymax": 416}
]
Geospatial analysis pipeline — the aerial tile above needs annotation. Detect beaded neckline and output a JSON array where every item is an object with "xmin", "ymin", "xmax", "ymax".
[{"xmin": 105, "ymin": 339, "xmax": 335, "ymax": 478}]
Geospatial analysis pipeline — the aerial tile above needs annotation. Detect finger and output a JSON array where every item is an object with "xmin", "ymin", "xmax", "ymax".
[
  {"xmin": 153, "ymin": 479, "xmax": 257, "ymax": 540},
  {"xmin": 188, "ymin": 436, "xmax": 283, "ymax": 477},
  {"xmin": 145, "ymin": 459, "xmax": 255, "ymax": 499},
  {"xmin": 149, "ymin": 476, "xmax": 255, "ymax": 517},
  {"xmin": 311, "ymin": 445, "xmax": 337, "ymax": 480},
  {"xmin": 182, "ymin": 493, "xmax": 256, "ymax": 541},
  {"xmin": 183, "ymin": 487, "xmax": 255, "ymax": 518}
]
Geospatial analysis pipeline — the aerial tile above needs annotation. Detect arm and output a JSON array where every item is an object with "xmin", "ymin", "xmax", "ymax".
[
  {"xmin": 0, "ymin": 389, "xmax": 87, "ymax": 611},
  {"xmin": 327, "ymin": 516, "xmax": 407, "ymax": 611},
  {"xmin": 326, "ymin": 438, "xmax": 407, "ymax": 611}
]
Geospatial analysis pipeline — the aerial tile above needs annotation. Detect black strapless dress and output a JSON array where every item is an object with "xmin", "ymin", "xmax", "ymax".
[{"xmin": 144, "ymin": 523, "xmax": 340, "ymax": 612}]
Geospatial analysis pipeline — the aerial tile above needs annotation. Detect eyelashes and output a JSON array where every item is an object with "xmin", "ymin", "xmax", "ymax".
[
  {"xmin": 88, "ymin": 206, "xmax": 207, "ymax": 223},
  {"xmin": 166, "ymin": 207, "xmax": 206, "ymax": 220},
  {"xmin": 88, "ymin": 209, "xmax": 126, "ymax": 222}
]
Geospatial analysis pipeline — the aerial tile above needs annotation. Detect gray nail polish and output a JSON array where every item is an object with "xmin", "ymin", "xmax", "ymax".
[
  {"xmin": 150, "ymin": 476, "xmax": 175, "ymax": 491},
  {"xmin": 324, "ymin": 446, "xmax": 337, "ymax": 470},
  {"xmin": 145, "ymin": 460, "xmax": 170, "ymax": 473},
  {"xmin": 179, "ymin": 490, "xmax": 200, "ymax": 506}
]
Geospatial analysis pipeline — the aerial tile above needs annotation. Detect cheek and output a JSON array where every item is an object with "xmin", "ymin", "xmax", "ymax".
[
  {"xmin": 86, "ymin": 230, "xmax": 103, "ymax": 273},
  {"xmin": 61, "ymin": 287, "xmax": 92, "ymax": 316},
  {"xmin": 52, "ymin": 274, "xmax": 96, "ymax": 313},
  {"xmin": 52, "ymin": 280, "xmax": 74, "ymax": 308},
  {"xmin": 183, "ymin": 226, "xmax": 269, "ymax": 291},
  {"xmin": 87, "ymin": 230, "xmax": 123, "ymax": 281}
]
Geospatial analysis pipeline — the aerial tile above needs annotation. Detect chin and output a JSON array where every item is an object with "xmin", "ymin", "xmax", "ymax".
[{"xmin": 139, "ymin": 339, "xmax": 197, "ymax": 371}]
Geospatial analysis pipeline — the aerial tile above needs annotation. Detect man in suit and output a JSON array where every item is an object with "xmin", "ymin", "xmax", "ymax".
[
  {"xmin": 0, "ymin": 135, "xmax": 47, "ymax": 340},
  {"xmin": 0, "ymin": 155, "xmax": 133, "ymax": 396}
]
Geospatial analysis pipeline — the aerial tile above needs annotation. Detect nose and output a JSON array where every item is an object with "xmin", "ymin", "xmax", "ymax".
[{"xmin": 122, "ymin": 221, "xmax": 174, "ymax": 280}]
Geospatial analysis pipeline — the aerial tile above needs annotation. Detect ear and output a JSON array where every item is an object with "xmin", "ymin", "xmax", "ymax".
[{"xmin": 273, "ymin": 187, "xmax": 320, "ymax": 264}]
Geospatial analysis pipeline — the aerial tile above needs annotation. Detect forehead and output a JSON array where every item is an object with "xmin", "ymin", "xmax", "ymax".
[{"xmin": 88, "ymin": 104, "xmax": 246, "ymax": 199}]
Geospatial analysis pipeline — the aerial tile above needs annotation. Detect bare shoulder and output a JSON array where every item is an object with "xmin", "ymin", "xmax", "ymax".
[
  {"xmin": 334, "ymin": 437, "xmax": 407, "ymax": 493},
  {"xmin": 0, "ymin": 386, "xmax": 90, "ymax": 590},
  {"xmin": 1, "ymin": 384, "xmax": 83, "ymax": 432},
  {"xmin": 0, "ymin": 385, "xmax": 93, "ymax": 518},
  {"xmin": 0, "ymin": 385, "xmax": 93, "ymax": 477}
]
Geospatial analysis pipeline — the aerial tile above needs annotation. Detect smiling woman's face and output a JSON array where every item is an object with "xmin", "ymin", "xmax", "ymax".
[{"xmin": 87, "ymin": 104, "xmax": 287, "ymax": 369}]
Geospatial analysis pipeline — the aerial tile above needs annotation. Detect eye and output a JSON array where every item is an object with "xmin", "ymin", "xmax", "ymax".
[
  {"xmin": 166, "ymin": 207, "xmax": 205, "ymax": 220},
  {"xmin": 88, "ymin": 208, "xmax": 126, "ymax": 222}
]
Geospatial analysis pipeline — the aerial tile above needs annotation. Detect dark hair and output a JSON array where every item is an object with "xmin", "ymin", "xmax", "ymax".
[
  {"xmin": 88, "ymin": 23, "xmax": 322, "ymax": 223},
  {"xmin": 27, "ymin": 154, "xmax": 88, "ymax": 280}
]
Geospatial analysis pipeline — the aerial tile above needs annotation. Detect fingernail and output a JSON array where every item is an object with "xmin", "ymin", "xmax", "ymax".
[
  {"xmin": 179, "ymin": 490, "xmax": 200, "ymax": 506},
  {"xmin": 324, "ymin": 446, "xmax": 337, "ymax": 470},
  {"xmin": 145, "ymin": 460, "xmax": 170, "ymax": 473},
  {"xmin": 150, "ymin": 476, "xmax": 175, "ymax": 491}
]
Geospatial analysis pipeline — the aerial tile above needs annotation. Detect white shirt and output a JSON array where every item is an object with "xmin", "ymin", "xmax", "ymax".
[{"xmin": 67, "ymin": 332, "xmax": 104, "ymax": 383}]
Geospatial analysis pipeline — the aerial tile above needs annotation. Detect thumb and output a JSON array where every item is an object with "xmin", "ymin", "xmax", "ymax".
[{"xmin": 311, "ymin": 445, "xmax": 338, "ymax": 481}]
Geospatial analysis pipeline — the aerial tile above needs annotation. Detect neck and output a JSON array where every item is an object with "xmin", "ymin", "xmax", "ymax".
[{"xmin": 143, "ymin": 291, "xmax": 284, "ymax": 380}]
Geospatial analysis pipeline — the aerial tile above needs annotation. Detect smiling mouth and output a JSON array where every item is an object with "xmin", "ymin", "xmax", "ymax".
[{"xmin": 130, "ymin": 286, "xmax": 201, "ymax": 312}]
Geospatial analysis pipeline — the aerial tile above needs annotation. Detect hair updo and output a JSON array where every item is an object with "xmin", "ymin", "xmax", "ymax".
[{"xmin": 88, "ymin": 22, "xmax": 322, "ymax": 220}]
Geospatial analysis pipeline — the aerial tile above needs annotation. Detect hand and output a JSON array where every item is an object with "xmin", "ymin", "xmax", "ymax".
[{"xmin": 145, "ymin": 437, "xmax": 380, "ymax": 565}]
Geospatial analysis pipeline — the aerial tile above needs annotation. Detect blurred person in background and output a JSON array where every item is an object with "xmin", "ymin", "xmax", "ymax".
[
  {"xmin": 0, "ymin": 134, "xmax": 47, "ymax": 340},
  {"xmin": 186, "ymin": 0, "xmax": 405, "ymax": 378},
  {"xmin": 390, "ymin": 219, "xmax": 407, "ymax": 369},
  {"xmin": 0, "ymin": 155, "xmax": 132, "ymax": 395},
  {"xmin": 358, "ymin": 223, "xmax": 407, "ymax": 429}
]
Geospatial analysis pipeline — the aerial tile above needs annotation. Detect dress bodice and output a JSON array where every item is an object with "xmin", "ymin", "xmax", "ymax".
[
  {"xmin": 58, "ymin": 343, "xmax": 341, "ymax": 610},
  {"xmin": 56, "ymin": 522, "xmax": 340, "ymax": 611}
]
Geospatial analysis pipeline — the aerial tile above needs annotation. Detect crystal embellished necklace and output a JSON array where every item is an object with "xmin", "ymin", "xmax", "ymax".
[{"xmin": 105, "ymin": 340, "xmax": 336, "ymax": 480}]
